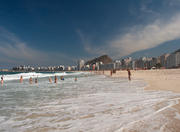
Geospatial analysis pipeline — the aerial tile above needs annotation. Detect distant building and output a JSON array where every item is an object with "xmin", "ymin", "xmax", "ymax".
[
  {"xmin": 160, "ymin": 54, "xmax": 170, "ymax": 68},
  {"xmin": 135, "ymin": 57, "xmax": 146, "ymax": 69},
  {"xmin": 114, "ymin": 60, "xmax": 122, "ymax": 70},
  {"xmin": 0, "ymin": 69, "xmax": 9, "ymax": 72},
  {"xmin": 77, "ymin": 59, "xmax": 85, "ymax": 70},
  {"xmin": 99, "ymin": 63, "xmax": 115, "ymax": 70},
  {"xmin": 166, "ymin": 53, "xmax": 177, "ymax": 68},
  {"xmin": 132, "ymin": 61, "xmax": 136, "ymax": 70},
  {"xmin": 176, "ymin": 52, "xmax": 180, "ymax": 67}
]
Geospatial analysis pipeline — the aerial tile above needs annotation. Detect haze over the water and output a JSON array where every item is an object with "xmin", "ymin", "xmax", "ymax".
[{"xmin": 0, "ymin": 0, "xmax": 180, "ymax": 67}]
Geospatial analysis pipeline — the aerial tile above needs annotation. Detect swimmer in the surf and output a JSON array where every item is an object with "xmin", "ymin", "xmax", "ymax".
[
  {"xmin": 74, "ymin": 77, "xmax": 77, "ymax": 82},
  {"xmin": 35, "ymin": 77, "xmax": 38, "ymax": 84},
  {"xmin": 1, "ymin": 75, "xmax": 4, "ymax": 86},
  {"xmin": 29, "ymin": 77, "xmax": 33, "ymax": 84},
  {"xmin": 54, "ymin": 75, "xmax": 57, "ymax": 83},
  {"xmin": 20, "ymin": 75, "xmax": 23, "ymax": 83},
  {"xmin": 60, "ymin": 76, "xmax": 64, "ymax": 81},
  {"xmin": 49, "ymin": 77, "xmax": 52, "ymax": 83}
]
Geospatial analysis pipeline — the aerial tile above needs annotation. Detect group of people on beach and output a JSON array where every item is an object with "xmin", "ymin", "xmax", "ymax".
[
  {"xmin": 110, "ymin": 69, "xmax": 131, "ymax": 81},
  {"xmin": 19, "ymin": 75, "xmax": 39, "ymax": 84},
  {"xmin": 1, "ymin": 75, "xmax": 78, "ymax": 86}
]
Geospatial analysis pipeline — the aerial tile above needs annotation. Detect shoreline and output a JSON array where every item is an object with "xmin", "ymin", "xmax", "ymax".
[
  {"xmin": 95, "ymin": 69, "xmax": 180, "ymax": 131},
  {"xmin": 95, "ymin": 69, "xmax": 180, "ymax": 93}
]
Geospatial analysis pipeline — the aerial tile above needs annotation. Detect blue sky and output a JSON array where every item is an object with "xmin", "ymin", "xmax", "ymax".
[{"xmin": 0, "ymin": 0, "xmax": 180, "ymax": 67}]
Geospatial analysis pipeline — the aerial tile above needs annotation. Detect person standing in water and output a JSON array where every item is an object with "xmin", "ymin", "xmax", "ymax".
[
  {"xmin": 127, "ymin": 69, "xmax": 131, "ymax": 81},
  {"xmin": 74, "ymin": 77, "xmax": 77, "ymax": 82},
  {"xmin": 29, "ymin": 77, "xmax": 33, "ymax": 84},
  {"xmin": 35, "ymin": 77, "xmax": 38, "ymax": 84},
  {"xmin": 54, "ymin": 75, "xmax": 57, "ymax": 83},
  {"xmin": 49, "ymin": 77, "xmax": 52, "ymax": 83},
  {"xmin": 60, "ymin": 76, "xmax": 64, "ymax": 81},
  {"xmin": 1, "ymin": 75, "xmax": 4, "ymax": 86},
  {"xmin": 20, "ymin": 75, "xmax": 23, "ymax": 83}
]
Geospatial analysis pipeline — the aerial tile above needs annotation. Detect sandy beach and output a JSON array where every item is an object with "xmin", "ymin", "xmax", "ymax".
[
  {"xmin": 96, "ymin": 69, "xmax": 180, "ymax": 132},
  {"xmin": 100, "ymin": 69, "xmax": 180, "ymax": 93}
]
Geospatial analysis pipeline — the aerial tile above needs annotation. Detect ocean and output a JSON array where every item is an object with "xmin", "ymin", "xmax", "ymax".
[{"xmin": 0, "ymin": 72, "xmax": 180, "ymax": 132}]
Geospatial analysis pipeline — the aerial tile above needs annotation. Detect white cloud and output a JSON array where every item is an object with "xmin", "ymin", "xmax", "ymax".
[
  {"xmin": 80, "ymin": 14, "xmax": 180, "ymax": 58},
  {"xmin": 76, "ymin": 29, "xmax": 106, "ymax": 55},
  {"xmin": 108, "ymin": 14, "xmax": 180, "ymax": 57},
  {"xmin": 0, "ymin": 27, "xmax": 74, "ymax": 66}
]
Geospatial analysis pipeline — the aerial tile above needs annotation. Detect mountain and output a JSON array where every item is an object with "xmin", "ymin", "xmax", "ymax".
[
  {"xmin": 174, "ymin": 48, "xmax": 180, "ymax": 53},
  {"xmin": 85, "ymin": 55, "xmax": 113, "ymax": 65}
]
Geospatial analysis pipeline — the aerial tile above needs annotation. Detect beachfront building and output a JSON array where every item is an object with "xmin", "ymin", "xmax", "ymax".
[
  {"xmin": 151, "ymin": 57, "xmax": 158, "ymax": 68},
  {"xmin": 83, "ymin": 64, "xmax": 90, "ymax": 71},
  {"xmin": 114, "ymin": 60, "xmax": 122, "ymax": 70},
  {"xmin": 176, "ymin": 52, "xmax": 180, "ymax": 68},
  {"xmin": 99, "ymin": 63, "xmax": 115, "ymax": 70},
  {"xmin": 160, "ymin": 54, "xmax": 170, "ymax": 68},
  {"xmin": 65, "ymin": 66, "xmax": 71, "ymax": 71},
  {"xmin": 124, "ymin": 57, "xmax": 132, "ymax": 69},
  {"xmin": 132, "ymin": 61, "xmax": 136, "ymax": 70},
  {"xmin": 134, "ymin": 57, "xmax": 147, "ymax": 69},
  {"xmin": 118, "ymin": 57, "xmax": 133, "ymax": 69},
  {"xmin": 77, "ymin": 59, "xmax": 85, "ymax": 71},
  {"xmin": 0, "ymin": 69, "xmax": 9, "ymax": 72},
  {"xmin": 133, "ymin": 57, "xmax": 158, "ymax": 69},
  {"xmin": 166, "ymin": 53, "xmax": 177, "ymax": 68},
  {"xmin": 71, "ymin": 66, "xmax": 77, "ymax": 71}
]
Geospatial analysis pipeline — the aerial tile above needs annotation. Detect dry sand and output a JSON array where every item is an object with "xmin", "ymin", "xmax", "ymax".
[{"xmin": 99, "ymin": 69, "xmax": 180, "ymax": 93}]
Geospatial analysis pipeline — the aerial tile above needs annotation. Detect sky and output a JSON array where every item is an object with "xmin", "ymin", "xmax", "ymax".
[{"xmin": 0, "ymin": 0, "xmax": 180, "ymax": 67}]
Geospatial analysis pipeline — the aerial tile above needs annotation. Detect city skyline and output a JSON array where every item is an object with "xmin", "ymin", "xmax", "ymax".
[
  {"xmin": 4, "ymin": 47, "xmax": 180, "ymax": 72},
  {"xmin": 1, "ymin": 0, "xmax": 180, "ymax": 67}
]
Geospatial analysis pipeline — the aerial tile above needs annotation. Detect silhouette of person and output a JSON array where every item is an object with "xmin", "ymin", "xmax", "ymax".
[
  {"xmin": 54, "ymin": 75, "xmax": 57, "ymax": 83},
  {"xmin": 127, "ymin": 69, "xmax": 131, "ymax": 81}
]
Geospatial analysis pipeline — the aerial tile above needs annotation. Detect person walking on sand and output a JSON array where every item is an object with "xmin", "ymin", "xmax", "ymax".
[
  {"xmin": 54, "ymin": 75, "xmax": 58, "ymax": 83},
  {"xmin": 20, "ymin": 75, "xmax": 23, "ymax": 83},
  {"xmin": 49, "ymin": 77, "xmax": 52, "ymax": 83},
  {"xmin": 1, "ymin": 75, "xmax": 4, "ymax": 86},
  {"xmin": 127, "ymin": 69, "xmax": 131, "ymax": 81},
  {"xmin": 29, "ymin": 77, "xmax": 33, "ymax": 84}
]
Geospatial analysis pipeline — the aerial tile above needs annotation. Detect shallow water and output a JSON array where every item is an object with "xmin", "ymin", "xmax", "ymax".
[{"xmin": 0, "ymin": 72, "xmax": 180, "ymax": 132}]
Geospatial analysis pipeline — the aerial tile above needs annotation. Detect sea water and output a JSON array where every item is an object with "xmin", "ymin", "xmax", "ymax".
[{"xmin": 0, "ymin": 72, "xmax": 180, "ymax": 132}]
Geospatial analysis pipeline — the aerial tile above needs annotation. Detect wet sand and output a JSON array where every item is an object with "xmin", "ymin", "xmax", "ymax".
[
  {"xmin": 96, "ymin": 69, "xmax": 180, "ymax": 132},
  {"xmin": 100, "ymin": 69, "xmax": 180, "ymax": 93}
]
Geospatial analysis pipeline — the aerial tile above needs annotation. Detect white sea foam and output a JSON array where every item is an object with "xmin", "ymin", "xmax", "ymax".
[
  {"xmin": 2, "ymin": 72, "xmax": 86, "ymax": 81},
  {"xmin": 174, "ymin": 112, "xmax": 180, "ymax": 120},
  {"xmin": 0, "ymin": 74, "xmax": 180, "ymax": 132}
]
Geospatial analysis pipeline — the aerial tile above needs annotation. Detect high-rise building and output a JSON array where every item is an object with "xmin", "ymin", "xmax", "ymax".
[
  {"xmin": 160, "ymin": 54, "xmax": 170, "ymax": 68},
  {"xmin": 77, "ymin": 59, "xmax": 85, "ymax": 70},
  {"xmin": 175, "ymin": 52, "xmax": 180, "ymax": 67},
  {"xmin": 166, "ymin": 53, "xmax": 177, "ymax": 68}
]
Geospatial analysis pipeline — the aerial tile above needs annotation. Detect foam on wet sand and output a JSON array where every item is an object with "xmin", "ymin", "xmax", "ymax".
[
  {"xmin": 100, "ymin": 69, "xmax": 180, "ymax": 132},
  {"xmin": 0, "ymin": 71, "xmax": 180, "ymax": 132}
]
